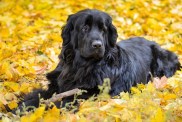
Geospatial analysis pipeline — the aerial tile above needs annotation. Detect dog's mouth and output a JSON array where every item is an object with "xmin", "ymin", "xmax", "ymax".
[
  {"xmin": 93, "ymin": 50, "xmax": 104, "ymax": 59},
  {"xmin": 80, "ymin": 51, "xmax": 104, "ymax": 60},
  {"xmin": 80, "ymin": 47, "xmax": 105, "ymax": 60},
  {"xmin": 93, "ymin": 54, "xmax": 103, "ymax": 60}
]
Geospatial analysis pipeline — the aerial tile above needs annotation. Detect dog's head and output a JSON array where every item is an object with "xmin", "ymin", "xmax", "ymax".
[
  {"xmin": 60, "ymin": 9, "xmax": 118, "ymax": 62},
  {"xmin": 151, "ymin": 45, "xmax": 181, "ymax": 78}
]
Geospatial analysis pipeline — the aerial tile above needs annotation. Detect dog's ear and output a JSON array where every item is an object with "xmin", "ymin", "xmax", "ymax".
[
  {"xmin": 164, "ymin": 50, "xmax": 181, "ymax": 77},
  {"xmin": 151, "ymin": 45, "xmax": 181, "ymax": 78},
  {"xmin": 107, "ymin": 21, "xmax": 118, "ymax": 47},
  {"xmin": 61, "ymin": 15, "xmax": 74, "ymax": 46},
  {"xmin": 59, "ymin": 15, "xmax": 75, "ymax": 63}
]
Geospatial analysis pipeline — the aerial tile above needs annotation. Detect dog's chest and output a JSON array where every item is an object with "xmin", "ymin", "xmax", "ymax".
[{"xmin": 82, "ymin": 63, "xmax": 120, "ymax": 86}]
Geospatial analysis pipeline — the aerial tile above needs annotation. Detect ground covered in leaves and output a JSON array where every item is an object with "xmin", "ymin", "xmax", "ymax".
[{"xmin": 0, "ymin": 0, "xmax": 182, "ymax": 121}]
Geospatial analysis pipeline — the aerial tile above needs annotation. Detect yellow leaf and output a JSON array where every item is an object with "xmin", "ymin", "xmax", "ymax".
[
  {"xmin": 21, "ymin": 106, "xmax": 45, "ymax": 122},
  {"xmin": 1, "ymin": 62, "xmax": 13, "ymax": 79},
  {"xmin": 31, "ymin": 106, "xmax": 45, "ymax": 121},
  {"xmin": 163, "ymin": 93, "xmax": 177, "ymax": 101},
  {"xmin": 19, "ymin": 82, "xmax": 31, "ymax": 93},
  {"xmin": 8, "ymin": 101, "xmax": 18, "ymax": 109},
  {"xmin": 0, "ymin": 27, "xmax": 10, "ymax": 38},
  {"xmin": 144, "ymin": 82, "xmax": 155, "ymax": 93},
  {"xmin": 151, "ymin": 108, "xmax": 165, "ymax": 122},
  {"xmin": 137, "ymin": 84, "xmax": 145, "ymax": 91},
  {"xmin": 3, "ymin": 82, "xmax": 20, "ymax": 92},
  {"xmin": 120, "ymin": 92, "xmax": 130, "ymax": 100},
  {"xmin": 4, "ymin": 93, "xmax": 17, "ymax": 101},
  {"xmin": 43, "ymin": 106, "xmax": 60, "ymax": 122},
  {"xmin": 131, "ymin": 87, "xmax": 141, "ymax": 95}
]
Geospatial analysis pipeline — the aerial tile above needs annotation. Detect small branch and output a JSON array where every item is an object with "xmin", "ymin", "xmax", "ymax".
[{"xmin": 43, "ymin": 88, "xmax": 81, "ymax": 105}]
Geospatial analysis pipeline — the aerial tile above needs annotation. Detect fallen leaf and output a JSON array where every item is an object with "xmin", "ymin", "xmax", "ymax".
[
  {"xmin": 153, "ymin": 76, "xmax": 168, "ymax": 89},
  {"xmin": 8, "ymin": 101, "xmax": 18, "ymax": 109}
]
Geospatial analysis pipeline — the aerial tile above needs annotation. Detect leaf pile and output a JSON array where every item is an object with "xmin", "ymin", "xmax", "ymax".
[{"xmin": 0, "ymin": 0, "xmax": 182, "ymax": 121}]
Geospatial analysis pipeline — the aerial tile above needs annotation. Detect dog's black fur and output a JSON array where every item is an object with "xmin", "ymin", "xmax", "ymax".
[{"xmin": 15, "ymin": 9, "xmax": 181, "ymax": 111}]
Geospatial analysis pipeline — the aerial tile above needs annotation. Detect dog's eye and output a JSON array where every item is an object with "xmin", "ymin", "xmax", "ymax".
[
  {"xmin": 82, "ymin": 25, "xmax": 89, "ymax": 32},
  {"xmin": 100, "ymin": 25, "xmax": 107, "ymax": 32}
]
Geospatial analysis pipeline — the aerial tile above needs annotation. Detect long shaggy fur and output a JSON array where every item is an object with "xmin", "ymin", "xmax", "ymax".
[{"xmin": 15, "ymin": 9, "xmax": 181, "ymax": 111}]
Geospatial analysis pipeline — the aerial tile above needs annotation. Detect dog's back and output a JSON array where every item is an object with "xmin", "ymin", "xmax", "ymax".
[{"xmin": 117, "ymin": 37, "xmax": 181, "ymax": 79}]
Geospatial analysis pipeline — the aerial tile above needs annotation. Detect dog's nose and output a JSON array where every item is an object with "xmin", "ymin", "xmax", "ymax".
[{"xmin": 92, "ymin": 41, "xmax": 102, "ymax": 48}]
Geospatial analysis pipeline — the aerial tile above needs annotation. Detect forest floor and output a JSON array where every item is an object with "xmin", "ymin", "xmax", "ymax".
[{"xmin": 0, "ymin": 0, "xmax": 182, "ymax": 121}]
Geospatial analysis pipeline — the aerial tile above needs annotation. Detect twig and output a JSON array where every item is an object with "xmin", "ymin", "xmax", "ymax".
[{"xmin": 43, "ymin": 88, "xmax": 81, "ymax": 105}]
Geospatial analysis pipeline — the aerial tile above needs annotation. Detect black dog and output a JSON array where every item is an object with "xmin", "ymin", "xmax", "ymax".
[{"xmin": 16, "ymin": 9, "xmax": 181, "ymax": 111}]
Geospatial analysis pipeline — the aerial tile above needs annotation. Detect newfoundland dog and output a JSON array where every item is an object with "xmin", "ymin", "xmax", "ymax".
[{"xmin": 15, "ymin": 9, "xmax": 181, "ymax": 111}]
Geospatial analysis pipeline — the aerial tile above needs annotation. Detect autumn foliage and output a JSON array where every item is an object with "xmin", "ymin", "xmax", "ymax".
[{"xmin": 0, "ymin": 0, "xmax": 182, "ymax": 121}]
